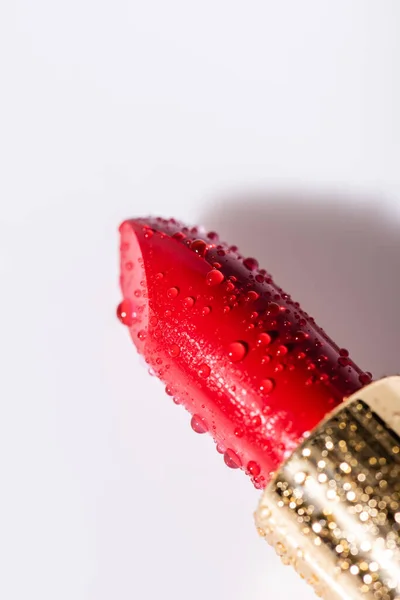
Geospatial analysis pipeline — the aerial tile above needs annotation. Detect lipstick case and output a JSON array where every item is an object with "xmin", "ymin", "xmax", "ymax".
[{"xmin": 256, "ymin": 376, "xmax": 400, "ymax": 600}]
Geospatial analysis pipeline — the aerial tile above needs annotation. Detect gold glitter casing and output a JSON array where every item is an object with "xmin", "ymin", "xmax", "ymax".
[{"xmin": 255, "ymin": 377, "xmax": 400, "ymax": 600}]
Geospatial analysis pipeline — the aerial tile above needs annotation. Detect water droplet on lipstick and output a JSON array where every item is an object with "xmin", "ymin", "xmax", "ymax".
[
  {"xmin": 266, "ymin": 302, "xmax": 280, "ymax": 316},
  {"xmin": 247, "ymin": 461, "xmax": 261, "ymax": 477},
  {"xmin": 198, "ymin": 363, "xmax": 211, "ymax": 378},
  {"xmin": 137, "ymin": 330, "xmax": 147, "ymax": 341},
  {"xmin": 257, "ymin": 333, "xmax": 272, "ymax": 346},
  {"xmin": 191, "ymin": 414, "xmax": 209, "ymax": 434},
  {"xmin": 359, "ymin": 372, "xmax": 372, "ymax": 385},
  {"xmin": 261, "ymin": 355, "xmax": 271, "ymax": 365},
  {"xmin": 276, "ymin": 345, "xmax": 288, "ymax": 357},
  {"xmin": 206, "ymin": 270, "xmax": 224, "ymax": 286},
  {"xmin": 167, "ymin": 287, "xmax": 179, "ymax": 299},
  {"xmin": 117, "ymin": 300, "xmax": 134, "ymax": 326},
  {"xmin": 191, "ymin": 239, "xmax": 208, "ymax": 256},
  {"xmin": 246, "ymin": 290, "xmax": 259, "ymax": 302},
  {"xmin": 224, "ymin": 449, "xmax": 242, "ymax": 469},
  {"xmin": 227, "ymin": 341, "xmax": 248, "ymax": 362},
  {"xmin": 207, "ymin": 231, "xmax": 219, "ymax": 241},
  {"xmin": 168, "ymin": 344, "xmax": 180, "ymax": 357},
  {"xmin": 338, "ymin": 357, "xmax": 350, "ymax": 367},
  {"xmin": 260, "ymin": 378, "xmax": 275, "ymax": 395},
  {"xmin": 201, "ymin": 306, "xmax": 211, "ymax": 316},
  {"xmin": 243, "ymin": 257, "xmax": 259, "ymax": 271},
  {"xmin": 183, "ymin": 296, "xmax": 195, "ymax": 309},
  {"xmin": 172, "ymin": 231, "xmax": 186, "ymax": 241}
]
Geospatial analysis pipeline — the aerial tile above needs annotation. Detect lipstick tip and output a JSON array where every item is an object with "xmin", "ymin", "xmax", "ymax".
[{"xmin": 118, "ymin": 216, "xmax": 367, "ymax": 487}]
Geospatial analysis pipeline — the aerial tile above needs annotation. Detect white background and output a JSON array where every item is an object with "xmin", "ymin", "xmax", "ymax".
[{"xmin": 1, "ymin": 2, "xmax": 400, "ymax": 599}]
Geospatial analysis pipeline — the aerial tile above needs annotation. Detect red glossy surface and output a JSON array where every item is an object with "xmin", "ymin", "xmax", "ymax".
[{"xmin": 118, "ymin": 217, "xmax": 370, "ymax": 487}]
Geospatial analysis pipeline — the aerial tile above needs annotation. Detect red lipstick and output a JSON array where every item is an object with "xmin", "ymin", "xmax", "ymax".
[
  {"xmin": 118, "ymin": 216, "xmax": 400, "ymax": 599},
  {"xmin": 118, "ymin": 217, "xmax": 368, "ymax": 486}
]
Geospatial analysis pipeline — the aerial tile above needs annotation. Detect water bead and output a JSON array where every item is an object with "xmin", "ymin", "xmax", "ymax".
[
  {"xmin": 266, "ymin": 302, "xmax": 280, "ymax": 316},
  {"xmin": 191, "ymin": 414, "xmax": 209, "ymax": 434},
  {"xmin": 259, "ymin": 378, "xmax": 275, "ymax": 395},
  {"xmin": 224, "ymin": 449, "xmax": 242, "ymax": 469},
  {"xmin": 206, "ymin": 270, "xmax": 224, "ymax": 286},
  {"xmin": 276, "ymin": 345, "xmax": 288, "ymax": 357},
  {"xmin": 201, "ymin": 306, "xmax": 211, "ymax": 316},
  {"xmin": 198, "ymin": 363, "xmax": 211, "ymax": 378},
  {"xmin": 227, "ymin": 341, "xmax": 248, "ymax": 362},
  {"xmin": 137, "ymin": 329, "xmax": 147, "ymax": 341},
  {"xmin": 246, "ymin": 290, "xmax": 259, "ymax": 302},
  {"xmin": 338, "ymin": 357, "xmax": 350, "ymax": 367},
  {"xmin": 172, "ymin": 231, "xmax": 186, "ymax": 241},
  {"xmin": 216, "ymin": 442, "xmax": 226, "ymax": 454},
  {"xmin": 168, "ymin": 344, "xmax": 180, "ymax": 358},
  {"xmin": 191, "ymin": 239, "xmax": 208, "ymax": 257},
  {"xmin": 359, "ymin": 372, "xmax": 372, "ymax": 385},
  {"xmin": 258, "ymin": 333, "xmax": 272, "ymax": 346},
  {"xmin": 207, "ymin": 231, "xmax": 219, "ymax": 241},
  {"xmin": 243, "ymin": 257, "xmax": 259, "ymax": 271},
  {"xmin": 247, "ymin": 461, "xmax": 261, "ymax": 477},
  {"xmin": 117, "ymin": 300, "xmax": 134, "ymax": 326},
  {"xmin": 183, "ymin": 296, "xmax": 195, "ymax": 309},
  {"xmin": 167, "ymin": 287, "xmax": 179, "ymax": 299}
]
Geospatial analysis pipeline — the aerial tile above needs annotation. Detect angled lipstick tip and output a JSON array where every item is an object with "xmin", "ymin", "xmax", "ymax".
[{"xmin": 117, "ymin": 216, "xmax": 369, "ymax": 487}]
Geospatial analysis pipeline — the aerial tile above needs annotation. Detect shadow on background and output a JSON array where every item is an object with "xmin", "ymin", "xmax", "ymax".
[{"xmin": 201, "ymin": 192, "xmax": 400, "ymax": 379}]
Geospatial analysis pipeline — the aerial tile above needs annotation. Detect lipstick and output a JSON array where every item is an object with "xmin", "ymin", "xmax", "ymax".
[{"xmin": 118, "ymin": 216, "xmax": 400, "ymax": 599}]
